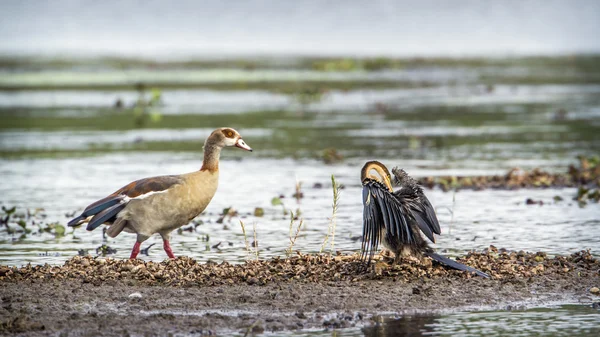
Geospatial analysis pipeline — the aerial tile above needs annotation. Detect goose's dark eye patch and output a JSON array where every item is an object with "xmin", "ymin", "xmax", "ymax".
[{"xmin": 221, "ymin": 129, "xmax": 235, "ymax": 138}]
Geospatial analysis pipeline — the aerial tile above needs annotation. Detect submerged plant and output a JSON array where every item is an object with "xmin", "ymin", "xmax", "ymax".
[
  {"xmin": 96, "ymin": 244, "xmax": 117, "ymax": 256},
  {"xmin": 292, "ymin": 87, "xmax": 327, "ymax": 112},
  {"xmin": 1, "ymin": 206, "xmax": 17, "ymax": 234},
  {"xmin": 271, "ymin": 197, "xmax": 288, "ymax": 216},
  {"xmin": 253, "ymin": 207, "xmax": 265, "ymax": 217},
  {"xmin": 322, "ymin": 148, "xmax": 344, "ymax": 164},
  {"xmin": 575, "ymin": 186, "xmax": 600, "ymax": 207},
  {"xmin": 39, "ymin": 222, "xmax": 66, "ymax": 237},
  {"xmin": 1, "ymin": 206, "xmax": 16, "ymax": 222},
  {"xmin": 320, "ymin": 175, "xmax": 341, "ymax": 254},
  {"xmin": 177, "ymin": 219, "xmax": 204, "ymax": 234},
  {"xmin": 16, "ymin": 220, "xmax": 31, "ymax": 234},
  {"xmin": 216, "ymin": 207, "xmax": 238, "ymax": 224},
  {"xmin": 132, "ymin": 84, "xmax": 163, "ymax": 127},
  {"xmin": 1, "ymin": 207, "xmax": 68, "ymax": 237}
]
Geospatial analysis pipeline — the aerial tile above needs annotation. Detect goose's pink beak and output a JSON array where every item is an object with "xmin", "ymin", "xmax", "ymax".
[{"xmin": 235, "ymin": 138, "xmax": 253, "ymax": 151}]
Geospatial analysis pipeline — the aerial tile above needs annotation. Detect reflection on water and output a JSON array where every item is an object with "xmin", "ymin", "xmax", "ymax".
[
  {"xmin": 294, "ymin": 305, "xmax": 600, "ymax": 337},
  {"xmin": 362, "ymin": 315, "xmax": 436, "ymax": 337},
  {"xmin": 427, "ymin": 305, "xmax": 600, "ymax": 337}
]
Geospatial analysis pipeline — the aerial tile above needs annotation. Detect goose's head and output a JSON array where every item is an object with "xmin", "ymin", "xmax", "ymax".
[
  {"xmin": 206, "ymin": 127, "xmax": 253, "ymax": 152},
  {"xmin": 361, "ymin": 161, "xmax": 393, "ymax": 191}
]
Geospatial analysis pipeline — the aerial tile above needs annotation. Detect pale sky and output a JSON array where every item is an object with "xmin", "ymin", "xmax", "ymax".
[{"xmin": 1, "ymin": 0, "xmax": 599, "ymax": 57}]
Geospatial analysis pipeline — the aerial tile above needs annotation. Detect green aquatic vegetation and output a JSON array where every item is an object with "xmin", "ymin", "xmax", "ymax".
[
  {"xmin": 1, "ymin": 206, "xmax": 16, "ymax": 216},
  {"xmin": 253, "ymin": 207, "xmax": 264, "ymax": 217},
  {"xmin": 40, "ymin": 222, "xmax": 66, "ymax": 237},
  {"xmin": 16, "ymin": 220, "xmax": 30, "ymax": 234},
  {"xmin": 1, "ymin": 206, "xmax": 17, "ymax": 233},
  {"xmin": 291, "ymin": 87, "xmax": 326, "ymax": 112},
  {"xmin": 321, "ymin": 148, "xmax": 343, "ymax": 164},
  {"xmin": 575, "ymin": 186, "xmax": 600, "ymax": 207},
  {"xmin": 177, "ymin": 219, "xmax": 204, "ymax": 234},
  {"xmin": 95, "ymin": 244, "xmax": 117, "ymax": 256},
  {"xmin": 569, "ymin": 155, "xmax": 600, "ymax": 186},
  {"xmin": 1, "ymin": 117, "xmax": 598, "ymax": 161},
  {"xmin": 3, "ymin": 54, "xmax": 600, "ymax": 72},
  {"xmin": 0, "ymin": 207, "xmax": 63, "ymax": 236},
  {"xmin": 132, "ymin": 86, "xmax": 163, "ymax": 127},
  {"xmin": 216, "ymin": 207, "xmax": 238, "ymax": 224},
  {"xmin": 0, "ymin": 109, "xmax": 284, "ymax": 131},
  {"xmin": 0, "ymin": 78, "xmax": 420, "ymax": 92},
  {"xmin": 1, "ymin": 77, "xmax": 599, "ymax": 162},
  {"xmin": 362, "ymin": 57, "xmax": 404, "ymax": 71},
  {"xmin": 271, "ymin": 197, "xmax": 288, "ymax": 216},
  {"xmin": 310, "ymin": 58, "xmax": 359, "ymax": 72}
]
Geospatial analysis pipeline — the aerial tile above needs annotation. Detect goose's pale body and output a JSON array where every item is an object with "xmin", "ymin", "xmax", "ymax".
[
  {"xmin": 113, "ymin": 170, "xmax": 219, "ymax": 240},
  {"xmin": 68, "ymin": 127, "xmax": 252, "ymax": 259}
]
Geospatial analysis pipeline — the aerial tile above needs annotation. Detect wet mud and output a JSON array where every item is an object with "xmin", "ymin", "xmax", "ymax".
[{"xmin": 1, "ymin": 248, "xmax": 598, "ymax": 336}]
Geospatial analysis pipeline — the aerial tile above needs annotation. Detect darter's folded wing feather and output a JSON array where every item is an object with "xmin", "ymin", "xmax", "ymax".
[{"xmin": 361, "ymin": 181, "xmax": 412, "ymax": 263}]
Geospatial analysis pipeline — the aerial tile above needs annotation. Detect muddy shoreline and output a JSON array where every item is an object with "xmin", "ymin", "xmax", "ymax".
[
  {"xmin": 1, "ymin": 249, "xmax": 599, "ymax": 336},
  {"xmin": 416, "ymin": 156, "xmax": 600, "ymax": 192}
]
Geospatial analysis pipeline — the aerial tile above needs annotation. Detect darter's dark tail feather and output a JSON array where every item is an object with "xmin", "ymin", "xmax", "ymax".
[{"xmin": 426, "ymin": 252, "xmax": 489, "ymax": 278}]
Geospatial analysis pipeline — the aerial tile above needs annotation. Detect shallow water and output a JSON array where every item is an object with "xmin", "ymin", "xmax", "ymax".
[
  {"xmin": 0, "ymin": 155, "xmax": 598, "ymax": 266},
  {"xmin": 278, "ymin": 304, "xmax": 600, "ymax": 337}
]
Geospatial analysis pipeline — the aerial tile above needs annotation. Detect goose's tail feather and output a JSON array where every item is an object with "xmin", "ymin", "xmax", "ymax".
[
  {"xmin": 426, "ymin": 252, "xmax": 489, "ymax": 278},
  {"xmin": 86, "ymin": 203, "xmax": 126, "ymax": 231},
  {"xmin": 68, "ymin": 195, "xmax": 127, "ymax": 229}
]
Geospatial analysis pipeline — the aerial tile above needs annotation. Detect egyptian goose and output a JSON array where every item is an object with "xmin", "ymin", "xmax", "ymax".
[
  {"xmin": 68, "ymin": 127, "xmax": 252, "ymax": 259},
  {"xmin": 360, "ymin": 161, "xmax": 489, "ymax": 277}
]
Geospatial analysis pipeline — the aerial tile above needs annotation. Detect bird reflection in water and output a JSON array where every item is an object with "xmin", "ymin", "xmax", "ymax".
[{"xmin": 362, "ymin": 314, "xmax": 437, "ymax": 337}]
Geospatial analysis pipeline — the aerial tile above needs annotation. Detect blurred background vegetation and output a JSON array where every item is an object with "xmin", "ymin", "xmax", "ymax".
[{"xmin": 0, "ymin": 1, "xmax": 599, "ymax": 163}]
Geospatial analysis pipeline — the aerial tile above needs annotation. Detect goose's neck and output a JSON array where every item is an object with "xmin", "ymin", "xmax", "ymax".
[{"xmin": 200, "ymin": 143, "xmax": 222, "ymax": 172}]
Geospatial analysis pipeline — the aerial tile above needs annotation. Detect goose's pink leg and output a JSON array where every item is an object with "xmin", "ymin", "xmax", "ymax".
[
  {"xmin": 163, "ymin": 240, "xmax": 175, "ymax": 259},
  {"xmin": 130, "ymin": 241, "xmax": 141, "ymax": 259}
]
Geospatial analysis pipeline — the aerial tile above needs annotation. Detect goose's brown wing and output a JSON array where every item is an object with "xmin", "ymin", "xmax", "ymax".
[{"xmin": 68, "ymin": 175, "xmax": 183, "ymax": 231}]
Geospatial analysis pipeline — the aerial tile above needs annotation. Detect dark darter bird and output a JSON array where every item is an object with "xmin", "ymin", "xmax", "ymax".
[{"xmin": 360, "ymin": 161, "xmax": 489, "ymax": 278}]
